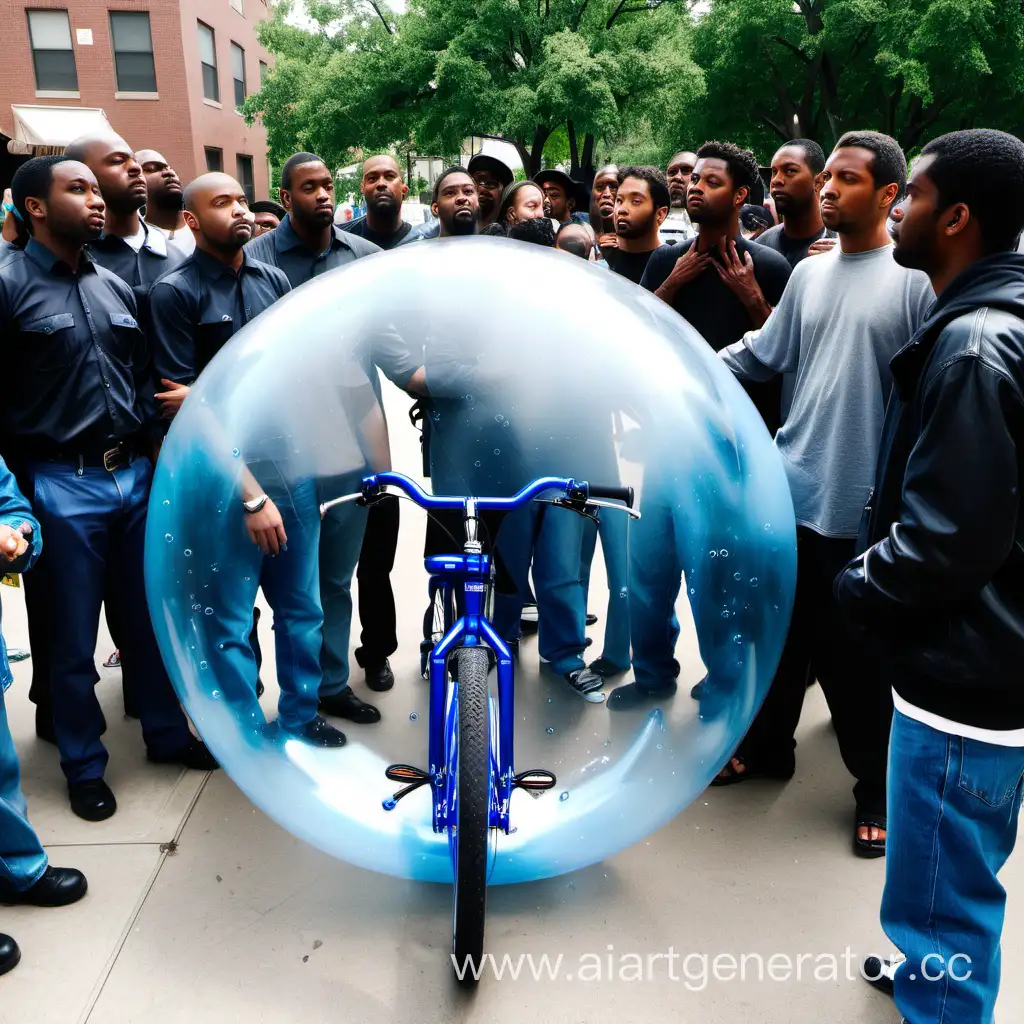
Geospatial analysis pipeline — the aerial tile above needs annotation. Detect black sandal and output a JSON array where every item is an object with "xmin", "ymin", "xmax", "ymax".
[
  {"xmin": 710, "ymin": 756, "xmax": 762, "ymax": 787},
  {"xmin": 853, "ymin": 814, "xmax": 887, "ymax": 858}
]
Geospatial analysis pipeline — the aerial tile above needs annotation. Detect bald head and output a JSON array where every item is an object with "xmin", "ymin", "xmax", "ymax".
[
  {"xmin": 66, "ymin": 132, "xmax": 145, "ymax": 215},
  {"xmin": 182, "ymin": 173, "xmax": 255, "ymax": 254},
  {"xmin": 555, "ymin": 221, "xmax": 594, "ymax": 260},
  {"xmin": 135, "ymin": 149, "xmax": 184, "ymax": 213}
]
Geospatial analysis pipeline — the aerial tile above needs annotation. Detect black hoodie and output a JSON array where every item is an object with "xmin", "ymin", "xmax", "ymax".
[{"xmin": 835, "ymin": 252, "xmax": 1024, "ymax": 730}]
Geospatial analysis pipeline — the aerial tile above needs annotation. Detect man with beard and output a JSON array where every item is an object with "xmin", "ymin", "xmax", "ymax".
[
  {"xmin": 146, "ymin": 173, "xmax": 346, "ymax": 748},
  {"xmin": 715, "ymin": 132, "xmax": 934, "ymax": 860},
  {"xmin": 430, "ymin": 167, "xmax": 480, "ymax": 237},
  {"xmin": 245, "ymin": 151, "xmax": 380, "ymax": 285},
  {"xmin": 0, "ymin": 156, "xmax": 216, "ymax": 821},
  {"xmin": 589, "ymin": 164, "xmax": 618, "ymax": 257},
  {"xmin": 605, "ymin": 166, "xmax": 670, "ymax": 283},
  {"xmin": 245, "ymin": 151, "xmax": 384, "ymax": 728},
  {"xmin": 665, "ymin": 149, "xmax": 698, "ymax": 240},
  {"xmin": 835, "ymin": 128, "xmax": 1024, "ymax": 1024},
  {"xmin": 64, "ymin": 133, "xmax": 184, "ymax": 302},
  {"xmin": 469, "ymin": 154, "xmax": 514, "ymax": 230},
  {"xmin": 341, "ymin": 154, "xmax": 421, "ymax": 250},
  {"xmin": 757, "ymin": 139, "xmax": 835, "ymax": 267},
  {"xmin": 136, "ymin": 148, "xmax": 194, "ymax": 256}
]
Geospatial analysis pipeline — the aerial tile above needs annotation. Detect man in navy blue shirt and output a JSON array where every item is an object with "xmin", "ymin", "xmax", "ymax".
[
  {"xmin": 0, "ymin": 156, "xmax": 216, "ymax": 822},
  {"xmin": 147, "ymin": 173, "xmax": 346, "ymax": 747},
  {"xmin": 65, "ymin": 133, "xmax": 184, "ymax": 304},
  {"xmin": 341, "ymin": 155, "xmax": 422, "ymax": 251},
  {"xmin": 246, "ymin": 152, "xmax": 385, "ymax": 726}
]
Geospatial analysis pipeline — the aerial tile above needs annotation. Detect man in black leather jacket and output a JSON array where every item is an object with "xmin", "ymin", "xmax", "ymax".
[{"xmin": 834, "ymin": 129, "xmax": 1024, "ymax": 1024}]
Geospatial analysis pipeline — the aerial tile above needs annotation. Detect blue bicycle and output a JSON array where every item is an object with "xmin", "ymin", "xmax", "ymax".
[{"xmin": 320, "ymin": 471, "xmax": 638, "ymax": 981}]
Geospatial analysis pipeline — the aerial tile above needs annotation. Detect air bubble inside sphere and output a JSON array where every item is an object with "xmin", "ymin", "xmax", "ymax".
[{"xmin": 145, "ymin": 239, "xmax": 797, "ymax": 883}]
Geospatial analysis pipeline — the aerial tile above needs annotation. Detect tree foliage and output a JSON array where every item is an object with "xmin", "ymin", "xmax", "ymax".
[
  {"xmin": 684, "ymin": 0, "xmax": 1024, "ymax": 159},
  {"xmin": 245, "ymin": 0, "xmax": 705, "ymax": 179}
]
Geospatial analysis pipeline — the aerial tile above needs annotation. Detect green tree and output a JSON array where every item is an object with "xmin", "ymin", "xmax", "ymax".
[
  {"xmin": 245, "ymin": 0, "xmax": 705, "ymax": 181},
  {"xmin": 686, "ymin": 0, "xmax": 1024, "ymax": 160}
]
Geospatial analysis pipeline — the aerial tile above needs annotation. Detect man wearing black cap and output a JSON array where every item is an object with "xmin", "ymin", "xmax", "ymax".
[
  {"xmin": 250, "ymin": 200, "xmax": 285, "ymax": 237},
  {"xmin": 535, "ymin": 170, "xmax": 587, "ymax": 227},
  {"xmin": 468, "ymin": 154, "xmax": 514, "ymax": 230}
]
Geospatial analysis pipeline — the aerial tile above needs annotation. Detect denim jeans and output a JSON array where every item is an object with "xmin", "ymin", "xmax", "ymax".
[
  {"xmin": 883, "ymin": 708, "xmax": 1024, "ymax": 1024},
  {"xmin": 580, "ymin": 512, "xmax": 631, "ymax": 671},
  {"xmin": 492, "ymin": 503, "xmax": 587, "ymax": 675},
  {"xmin": 0, "ymin": 685, "xmax": 48, "ymax": 890},
  {"xmin": 318, "ymin": 497, "xmax": 368, "ymax": 696}
]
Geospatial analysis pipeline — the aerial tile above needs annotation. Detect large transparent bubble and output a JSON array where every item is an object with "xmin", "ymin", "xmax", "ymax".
[{"xmin": 145, "ymin": 238, "xmax": 796, "ymax": 884}]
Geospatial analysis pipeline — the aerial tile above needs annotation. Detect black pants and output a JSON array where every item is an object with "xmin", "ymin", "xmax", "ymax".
[
  {"xmin": 738, "ymin": 526, "xmax": 892, "ymax": 816},
  {"xmin": 355, "ymin": 499, "xmax": 401, "ymax": 666}
]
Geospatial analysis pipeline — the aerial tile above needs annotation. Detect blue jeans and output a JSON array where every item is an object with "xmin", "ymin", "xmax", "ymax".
[
  {"xmin": 580, "ymin": 512, "xmax": 631, "ymax": 670},
  {"xmin": 205, "ymin": 476, "xmax": 324, "ymax": 732},
  {"xmin": 493, "ymin": 503, "xmax": 587, "ymax": 675},
  {"xmin": 25, "ymin": 458, "xmax": 191, "ymax": 782},
  {"xmin": 0, "ymin": 686, "xmax": 48, "ymax": 890},
  {"xmin": 883, "ymin": 709, "xmax": 1024, "ymax": 1024},
  {"xmin": 318, "ymin": 498, "xmax": 368, "ymax": 696}
]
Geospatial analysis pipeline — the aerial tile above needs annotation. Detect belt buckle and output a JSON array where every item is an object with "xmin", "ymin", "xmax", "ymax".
[{"xmin": 102, "ymin": 446, "xmax": 120, "ymax": 472}]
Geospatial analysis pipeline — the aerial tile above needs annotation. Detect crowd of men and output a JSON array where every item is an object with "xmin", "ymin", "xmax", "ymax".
[{"xmin": 1, "ymin": 122, "xmax": 1024, "ymax": 1024}]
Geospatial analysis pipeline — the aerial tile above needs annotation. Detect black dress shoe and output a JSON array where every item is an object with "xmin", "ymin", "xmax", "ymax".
[
  {"xmin": 0, "ymin": 866, "xmax": 88, "ymax": 907},
  {"xmin": 588, "ymin": 657, "xmax": 628, "ymax": 678},
  {"xmin": 607, "ymin": 680, "xmax": 678, "ymax": 711},
  {"xmin": 68, "ymin": 779, "xmax": 117, "ymax": 822},
  {"xmin": 319, "ymin": 687, "xmax": 381, "ymax": 724},
  {"xmin": 862, "ymin": 956, "xmax": 897, "ymax": 998},
  {"xmin": 289, "ymin": 716, "xmax": 347, "ymax": 748},
  {"xmin": 585, "ymin": 612, "xmax": 599, "ymax": 626},
  {"xmin": 364, "ymin": 658, "xmax": 395, "ymax": 693},
  {"xmin": 148, "ymin": 737, "xmax": 219, "ymax": 771},
  {"xmin": 0, "ymin": 934, "xmax": 20, "ymax": 976}
]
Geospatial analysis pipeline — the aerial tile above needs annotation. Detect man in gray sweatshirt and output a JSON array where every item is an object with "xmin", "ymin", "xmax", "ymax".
[{"xmin": 715, "ymin": 131, "xmax": 934, "ymax": 858}]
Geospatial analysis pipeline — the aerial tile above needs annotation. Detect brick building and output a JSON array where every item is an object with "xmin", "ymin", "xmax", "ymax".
[{"xmin": 0, "ymin": 0, "xmax": 273, "ymax": 197}]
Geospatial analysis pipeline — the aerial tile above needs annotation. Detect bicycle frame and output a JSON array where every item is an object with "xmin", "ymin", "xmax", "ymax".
[{"xmin": 363, "ymin": 471, "xmax": 577, "ymax": 836}]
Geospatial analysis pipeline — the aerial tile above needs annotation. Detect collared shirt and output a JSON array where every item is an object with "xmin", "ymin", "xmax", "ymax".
[
  {"xmin": 340, "ymin": 214, "xmax": 421, "ymax": 250},
  {"xmin": 148, "ymin": 247, "xmax": 291, "ymax": 383},
  {"xmin": 243, "ymin": 212, "xmax": 381, "ymax": 289},
  {"xmin": 0, "ymin": 453, "xmax": 40, "ymax": 691},
  {"xmin": 88, "ymin": 219, "xmax": 185, "ymax": 304},
  {"xmin": 0, "ymin": 239, "xmax": 157, "ymax": 449}
]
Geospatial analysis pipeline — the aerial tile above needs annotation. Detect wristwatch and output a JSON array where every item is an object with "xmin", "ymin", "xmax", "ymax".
[{"xmin": 242, "ymin": 494, "xmax": 269, "ymax": 514}]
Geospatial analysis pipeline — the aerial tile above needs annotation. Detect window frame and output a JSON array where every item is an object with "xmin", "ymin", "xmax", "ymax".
[
  {"xmin": 197, "ymin": 21, "xmax": 219, "ymax": 103},
  {"xmin": 109, "ymin": 11, "xmax": 157, "ymax": 95},
  {"xmin": 26, "ymin": 8, "xmax": 79, "ymax": 94},
  {"xmin": 230, "ymin": 41, "xmax": 246, "ymax": 109}
]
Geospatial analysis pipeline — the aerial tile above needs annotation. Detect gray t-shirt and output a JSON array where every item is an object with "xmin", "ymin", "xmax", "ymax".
[{"xmin": 721, "ymin": 243, "xmax": 934, "ymax": 538}]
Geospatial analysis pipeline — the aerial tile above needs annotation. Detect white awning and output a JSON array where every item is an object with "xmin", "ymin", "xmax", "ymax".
[{"xmin": 6, "ymin": 105, "xmax": 112, "ymax": 154}]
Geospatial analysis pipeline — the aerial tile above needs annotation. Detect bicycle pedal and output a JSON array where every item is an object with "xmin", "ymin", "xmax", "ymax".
[
  {"xmin": 382, "ymin": 764, "xmax": 433, "ymax": 810},
  {"xmin": 513, "ymin": 769, "xmax": 557, "ymax": 792}
]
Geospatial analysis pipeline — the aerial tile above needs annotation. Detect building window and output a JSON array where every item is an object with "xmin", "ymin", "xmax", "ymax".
[
  {"xmin": 236, "ymin": 154, "xmax": 255, "ymax": 204},
  {"xmin": 259, "ymin": 60, "xmax": 269, "ymax": 84},
  {"xmin": 198, "ymin": 21, "xmax": 218, "ymax": 102},
  {"xmin": 230, "ymin": 42, "xmax": 246, "ymax": 108},
  {"xmin": 109, "ymin": 12, "xmax": 156, "ymax": 93},
  {"xmin": 229, "ymin": 0, "xmax": 243, "ymax": 13},
  {"xmin": 205, "ymin": 147, "xmax": 223, "ymax": 172},
  {"xmin": 27, "ymin": 10, "xmax": 78, "ymax": 92}
]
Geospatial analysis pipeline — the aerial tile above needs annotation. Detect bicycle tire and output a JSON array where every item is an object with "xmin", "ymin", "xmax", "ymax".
[{"xmin": 451, "ymin": 645, "xmax": 490, "ymax": 982}]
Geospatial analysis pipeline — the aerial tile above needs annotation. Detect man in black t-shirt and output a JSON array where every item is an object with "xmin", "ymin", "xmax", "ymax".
[
  {"xmin": 341, "ymin": 155, "xmax": 422, "ymax": 250},
  {"xmin": 640, "ymin": 141, "xmax": 791, "ymax": 352},
  {"xmin": 757, "ymin": 139, "xmax": 836, "ymax": 267},
  {"xmin": 605, "ymin": 166, "xmax": 670, "ymax": 284}
]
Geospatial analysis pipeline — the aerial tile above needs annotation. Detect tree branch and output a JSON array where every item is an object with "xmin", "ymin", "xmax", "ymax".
[
  {"xmin": 572, "ymin": 0, "xmax": 591, "ymax": 32},
  {"xmin": 366, "ymin": 0, "xmax": 392, "ymax": 34},
  {"xmin": 606, "ymin": 0, "xmax": 629, "ymax": 29},
  {"xmin": 567, "ymin": 119, "xmax": 580, "ymax": 172},
  {"xmin": 772, "ymin": 36, "xmax": 811, "ymax": 64},
  {"xmin": 757, "ymin": 111, "xmax": 790, "ymax": 141}
]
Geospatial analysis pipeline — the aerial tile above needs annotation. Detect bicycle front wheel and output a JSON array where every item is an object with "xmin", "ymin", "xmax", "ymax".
[{"xmin": 451, "ymin": 645, "xmax": 490, "ymax": 982}]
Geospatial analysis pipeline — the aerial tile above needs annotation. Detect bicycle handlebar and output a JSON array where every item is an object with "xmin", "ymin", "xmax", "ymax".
[{"xmin": 318, "ymin": 471, "xmax": 637, "ymax": 518}]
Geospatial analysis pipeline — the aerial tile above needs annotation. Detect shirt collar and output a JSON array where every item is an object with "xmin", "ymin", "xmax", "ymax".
[
  {"xmin": 274, "ymin": 212, "xmax": 351, "ymax": 255},
  {"xmin": 191, "ymin": 245, "xmax": 258, "ymax": 280},
  {"xmin": 25, "ymin": 237, "xmax": 97, "ymax": 276},
  {"xmin": 96, "ymin": 219, "xmax": 170, "ymax": 258}
]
